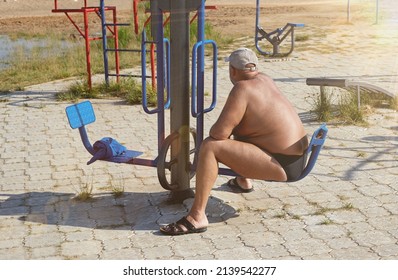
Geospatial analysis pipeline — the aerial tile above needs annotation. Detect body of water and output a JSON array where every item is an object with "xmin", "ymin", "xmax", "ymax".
[{"xmin": 0, "ymin": 35, "xmax": 77, "ymax": 70}]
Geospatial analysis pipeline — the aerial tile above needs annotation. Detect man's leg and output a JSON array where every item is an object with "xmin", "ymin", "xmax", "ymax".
[{"xmin": 186, "ymin": 137, "xmax": 287, "ymax": 230}]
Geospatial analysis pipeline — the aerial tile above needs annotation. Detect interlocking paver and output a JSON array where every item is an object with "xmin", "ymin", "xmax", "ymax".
[{"xmin": 1, "ymin": 17, "xmax": 398, "ymax": 260}]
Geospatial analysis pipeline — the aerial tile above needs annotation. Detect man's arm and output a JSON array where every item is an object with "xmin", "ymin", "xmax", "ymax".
[{"xmin": 209, "ymin": 83, "xmax": 247, "ymax": 140}]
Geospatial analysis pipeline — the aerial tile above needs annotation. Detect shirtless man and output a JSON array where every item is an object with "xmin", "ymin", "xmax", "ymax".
[{"xmin": 160, "ymin": 48, "xmax": 308, "ymax": 235}]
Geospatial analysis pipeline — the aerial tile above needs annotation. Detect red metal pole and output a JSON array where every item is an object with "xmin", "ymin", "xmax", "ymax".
[
  {"xmin": 150, "ymin": 43, "xmax": 156, "ymax": 89},
  {"xmin": 83, "ymin": 8, "xmax": 92, "ymax": 88},
  {"xmin": 133, "ymin": 0, "xmax": 139, "ymax": 34}
]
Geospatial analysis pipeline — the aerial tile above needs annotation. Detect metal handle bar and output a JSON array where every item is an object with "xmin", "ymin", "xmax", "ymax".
[
  {"xmin": 191, "ymin": 39, "xmax": 218, "ymax": 118},
  {"xmin": 163, "ymin": 38, "xmax": 171, "ymax": 109},
  {"xmin": 141, "ymin": 31, "xmax": 171, "ymax": 114}
]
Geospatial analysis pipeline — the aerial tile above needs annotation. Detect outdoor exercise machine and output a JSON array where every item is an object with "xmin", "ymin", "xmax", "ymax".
[
  {"xmin": 52, "ymin": 1, "xmax": 120, "ymax": 88},
  {"xmin": 66, "ymin": 0, "xmax": 218, "ymax": 201},
  {"xmin": 99, "ymin": 0, "xmax": 156, "ymax": 89},
  {"xmin": 66, "ymin": 0, "xmax": 328, "ymax": 202},
  {"xmin": 101, "ymin": 0, "xmax": 216, "ymax": 90},
  {"xmin": 53, "ymin": 1, "xmax": 216, "ymax": 90},
  {"xmin": 52, "ymin": 0, "xmax": 158, "ymax": 89},
  {"xmin": 255, "ymin": 0, "xmax": 304, "ymax": 56}
]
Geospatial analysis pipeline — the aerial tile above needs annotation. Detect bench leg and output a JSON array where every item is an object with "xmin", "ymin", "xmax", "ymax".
[{"xmin": 320, "ymin": 86, "xmax": 326, "ymax": 108}]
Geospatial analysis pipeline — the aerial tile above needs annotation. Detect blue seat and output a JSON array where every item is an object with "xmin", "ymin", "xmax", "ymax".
[{"xmin": 65, "ymin": 100, "xmax": 143, "ymax": 164}]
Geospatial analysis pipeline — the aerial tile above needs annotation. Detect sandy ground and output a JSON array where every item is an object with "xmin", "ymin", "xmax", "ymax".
[
  {"xmin": 1, "ymin": 0, "xmax": 398, "ymax": 78},
  {"xmin": 1, "ymin": 0, "xmax": 396, "ymax": 38}
]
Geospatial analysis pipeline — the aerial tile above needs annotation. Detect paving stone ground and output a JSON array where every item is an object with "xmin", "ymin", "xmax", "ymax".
[{"xmin": 0, "ymin": 20, "xmax": 397, "ymax": 260}]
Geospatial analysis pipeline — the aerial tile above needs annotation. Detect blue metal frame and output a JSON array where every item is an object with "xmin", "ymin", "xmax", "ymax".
[
  {"xmin": 99, "ymin": 0, "xmax": 110, "ymax": 85},
  {"xmin": 191, "ymin": 40, "xmax": 217, "ymax": 118},
  {"xmin": 292, "ymin": 124, "xmax": 328, "ymax": 182},
  {"xmin": 141, "ymin": 33, "xmax": 171, "ymax": 115}
]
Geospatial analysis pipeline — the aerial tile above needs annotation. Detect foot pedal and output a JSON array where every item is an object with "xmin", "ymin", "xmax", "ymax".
[{"xmin": 107, "ymin": 150, "xmax": 143, "ymax": 163}]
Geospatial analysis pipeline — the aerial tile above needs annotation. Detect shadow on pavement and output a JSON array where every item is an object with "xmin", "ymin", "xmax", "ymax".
[
  {"xmin": 323, "ymin": 133, "xmax": 398, "ymax": 181},
  {"xmin": 0, "ymin": 191, "xmax": 238, "ymax": 232}
]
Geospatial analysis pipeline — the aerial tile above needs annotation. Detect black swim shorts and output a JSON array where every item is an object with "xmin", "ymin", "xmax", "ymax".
[{"xmin": 272, "ymin": 152, "xmax": 308, "ymax": 181}]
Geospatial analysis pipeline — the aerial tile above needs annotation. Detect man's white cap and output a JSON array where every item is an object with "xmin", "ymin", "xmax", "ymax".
[{"xmin": 225, "ymin": 48, "xmax": 258, "ymax": 71}]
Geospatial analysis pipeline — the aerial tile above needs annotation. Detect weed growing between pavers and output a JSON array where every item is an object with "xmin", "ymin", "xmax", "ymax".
[
  {"xmin": 74, "ymin": 182, "xmax": 94, "ymax": 201},
  {"xmin": 109, "ymin": 175, "xmax": 126, "ymax": 198},
  {"xmin": 74, "ymin": 173, "xmax": 94, "ymax": 201}
]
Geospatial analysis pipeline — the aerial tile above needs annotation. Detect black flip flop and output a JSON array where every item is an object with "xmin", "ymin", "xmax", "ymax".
[
  {"xmin": 160, "ymin": 217, "xmax": 207, "ymax": 236},
  {"xmin": 227, "ymin": 178, "xmax": 254, "ymax": 193}
]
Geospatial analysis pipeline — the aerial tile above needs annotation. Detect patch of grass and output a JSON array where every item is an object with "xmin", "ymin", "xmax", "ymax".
[
  {"xmin": 390, "ymin": 96, "xmax": 398, "ymax": 110},
  {"xmin": 57, "ymin": 78, "xmax": 158, "ymax": 106},
  {"xmin": 273, "ymin": 213, "xmax": 287, "ymax": 219},
  {"xmin": 295, "ymin": 33, "xmax": 310, "ymax": 42},
  {"xmin": 312, "ymin": 202, "xmax": 356, "ymax": 216},
  {"xmin": 125, "ymin": 80, "xmax": 157, "ymax": 106},
  {"xmin": 112, "ymin": 187, "xmax": 125, "ymax": 198},
  {"xmin": 56, "ymin": 81, "xmax": 97, "ymax": 101},
  {"xmin": 362, "ymin": 90, "xmax": 398, "ymax": 111},
  {"xmin": 314, "ymin": 207, "xmax": 333, "ymax": 216},
  {"xmin": 336, "ymin": 91, "xmax": 367, "ymax": 125},
  {"xmin": 309, "ymin": 86, "xmax": 396, "ymax": 125},
  {"xmin": 308, "ymin": 87, "xmax": 336, "ymax": 122},
  {"xmin": 74, "ymin": 182, "xmax": 94, "ymax": 201},
  {"xmin": 356, "ymin": 151, "xmax": 367, "ymax": 158},
  {"xmin": 73, "ymin": 171, "xmax": 95, "ymax": 201},
  {"xmin": 97, "ymin": 175, "xmax": 126, "ymax": 199},
  {"xmin": 110, "ymin": 176, "xmax": 125, "ymax": 198},
  {"xmin": 319, "ymin": 218, "xmax": 334, "ymax": 225},
  {"xmin": 342, "ymin": 203, "xmax": 354, "ymax": 210}
]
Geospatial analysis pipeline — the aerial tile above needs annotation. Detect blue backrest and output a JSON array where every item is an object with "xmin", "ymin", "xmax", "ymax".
[
  {"xmin": 65, "ymin": 100, "xmax": 96, "ymax": 154},
  {"xmin": 65, "ymin": 100, "xmax": 96, "ymax": 129},
  {"xmin": 292, "ymin": 124, "xmax": 328, "ymax": 182}
]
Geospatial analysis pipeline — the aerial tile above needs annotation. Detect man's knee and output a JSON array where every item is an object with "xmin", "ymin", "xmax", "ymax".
[{"xmin": 199, "ymin": 137, "xmax": 220, "ymax": 154}]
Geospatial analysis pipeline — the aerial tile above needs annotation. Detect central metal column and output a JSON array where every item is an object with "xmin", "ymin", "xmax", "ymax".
[
  {"xmin": 170, "ymin": 0, "xmax": 191, "ymax": 195},
  {"xmin": 158, "ymin": 0, "xmax": 202, "ymax": 201}
]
